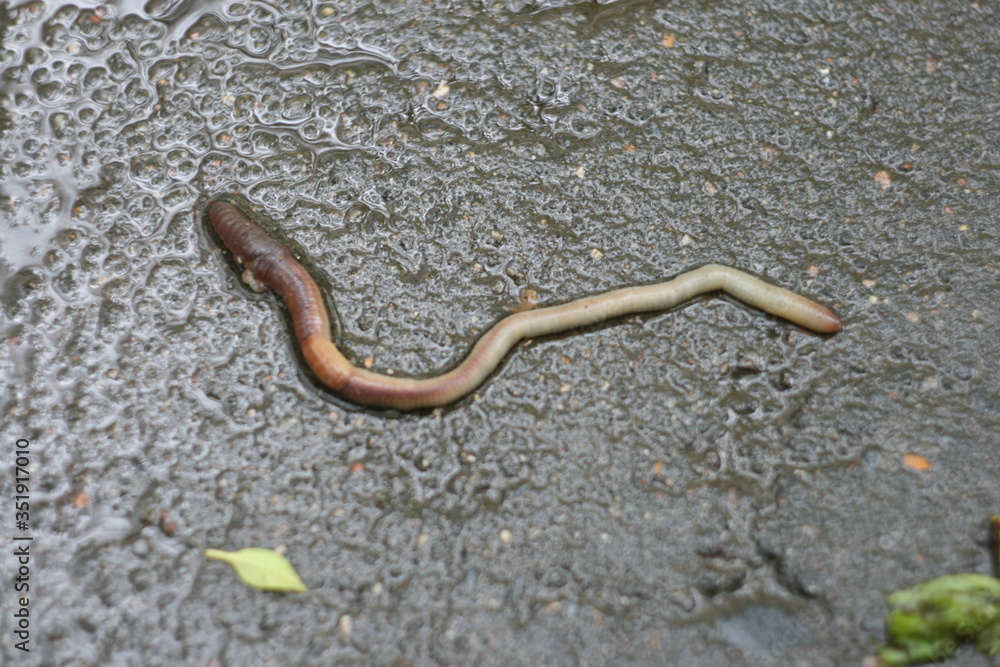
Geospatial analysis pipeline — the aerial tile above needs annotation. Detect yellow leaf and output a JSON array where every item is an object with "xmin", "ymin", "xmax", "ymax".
[{"xmin": 204, "ymin": 548, "xmax": 308, "ymax": 593}]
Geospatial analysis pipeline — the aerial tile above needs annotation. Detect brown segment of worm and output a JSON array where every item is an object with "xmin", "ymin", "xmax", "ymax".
[{"xmin": 207, "ymin": 199, "xmax": 842, "ymax": 409}]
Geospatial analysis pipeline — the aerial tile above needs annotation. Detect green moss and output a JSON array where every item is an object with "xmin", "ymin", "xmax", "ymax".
[{"xmin": 880, "ymin": 574, "xmax": 1000, "ymax": 665}]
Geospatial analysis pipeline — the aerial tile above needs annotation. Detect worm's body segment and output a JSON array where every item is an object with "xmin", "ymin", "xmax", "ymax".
[{"xmin": 207, "ymin": 200, "xmax": 841, "ymax": 409}]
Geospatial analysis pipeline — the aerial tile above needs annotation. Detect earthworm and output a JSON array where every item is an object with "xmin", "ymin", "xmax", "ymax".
[{"xmin": 207, "ymin": 200, "xmax": 841, "ymax": 409}]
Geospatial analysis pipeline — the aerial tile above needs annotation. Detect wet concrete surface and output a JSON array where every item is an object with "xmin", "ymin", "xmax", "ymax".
[{"xmin": 1, "ymin": 0, "xmax": 998, "ymax": 664}]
